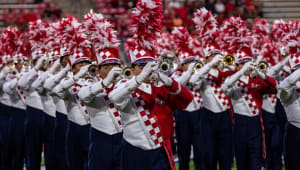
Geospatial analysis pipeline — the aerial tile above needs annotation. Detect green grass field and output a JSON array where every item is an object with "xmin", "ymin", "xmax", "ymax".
[{"xmin": 175, "ymin": 160, "xmax": 286, "ymax": 170}]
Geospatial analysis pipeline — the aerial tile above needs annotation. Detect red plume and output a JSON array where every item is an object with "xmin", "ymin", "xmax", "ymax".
[
  {"xmin": 193, "ymin": 7, "xmax": 218, "ymax": 47},
  {"xmin": 130, "ymin": 0, "xmax": 163, "ymax": 50}
]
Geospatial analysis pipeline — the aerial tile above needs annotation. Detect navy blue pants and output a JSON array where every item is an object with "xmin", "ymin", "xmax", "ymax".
[
  {"xmin": 55, "ymin": 112, "xmax": 69, "ymax": 170},
  {"xmin": 174, "ymin": 110, "xmax": 202, "ymax": 170},
  {"xmin": 9, "ymin": 107, "xmax": 26, "ymax": 170},
  {"xmin": 234, "ymin": 114, "xmax": 262, "ymax": 170},
  {"xmin": 199, "ymin": 108, "xmax": 232, "ymax": 170},
  {"xmin": 24, "ymin": 106, "xmax": 45, "ymax": 170},
  {"xmin": 262, "ymin": 110, "xmax": 282, "ymax": 170},
  {"xmin": 43, "ymin": 114, "xmax": 56, "ymax": 170},
  {"xmin": 285, "ymin": 123, "xmax": 300, "ymax": 170},
  {"xmin": 0, "ymin": 104, "xmax": 12, "ymax": 170},
  {"xmin": 66, "ymin": 121, "xmax": 90, "ymax": 170},
  {"xmin": 121, "ymin": 140, "xmax": 171, "ymax": 170},
  {"xmin": 88, "ymin": 128, "xmax": 122, "ymax": 170}
]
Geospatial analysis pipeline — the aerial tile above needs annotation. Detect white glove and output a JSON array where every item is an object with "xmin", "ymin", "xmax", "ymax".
[
  {"xmin": 177, "ymin": 62, "xmax": 195, "ymax": 85},
  {"xmin": 256, "ymin": 68, "xmax": 267, "ymax": 80},
  {"xmin": 208, "ymin": 54, "xmax": 223, "ymax": 67},
  {"xmin": 49, "ymin": 59, "xmax": 61, "ymax": 74},
  {"xmin": 135, "ymin": 62, "xmax": 157, "ymax": 84},
  {"xmin": 0, "ymin": 66, "xmax": 10, "ymax": 80},
  {"xmin": 34, "ymin": 57, "xmax": 47, "ymax": 71},
  {"xmin": 187, "ymin": 62, "xmax": 196, "ymax": 73},
  {"xmin": 159, "ymin": 72, "xmax": 173, "ymax": 87},
  {"xmin": 103, "ymin": 67, "xmax": 122, "ymax": 87},
  {"xmin": 240, "ymin": 61, "xmax": 254, "ymax": 74},
  {"xmin": 74, "ymin": 64, "xmax": 90, "ymax": 81}
]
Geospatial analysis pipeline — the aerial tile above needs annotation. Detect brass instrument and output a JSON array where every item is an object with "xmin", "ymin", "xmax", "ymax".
[
  {"xmin": 88, "ymin": 61, "xmax": 98, "ymax": 77},
  {"xmin": 122, "ymin": 66, "xmax": 133, "ymax": 79},
  {"xmin": 257, "ymin": 61, "xmax": 269, "ymax": 71},
  {"xmin": 158, "ymin": 57, "xmax": 173, "ymax": 73},
  {"xmin": 194, "ymin": 61, "xmax": 204, "ymax": 71},
  {"xmin": 223, "ymin": 55, "xmax": 235, "ymax": 66}
]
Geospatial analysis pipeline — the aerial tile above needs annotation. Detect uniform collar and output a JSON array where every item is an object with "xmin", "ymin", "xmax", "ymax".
[
  {"xmin": 138, "ymin": 83, "xmax": 152, "ymax": 94},
  {"xmin": 240, "ymin": 75, "xmax": 249, "ymax": 84},
  {"xmin": 209, "ymin": 68, "xmax": 219, "ymax": 78}
]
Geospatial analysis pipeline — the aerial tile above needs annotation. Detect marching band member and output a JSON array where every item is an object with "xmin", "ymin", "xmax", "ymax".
[
  {"xmin": 0, "ymin": 56, "xmax": 11, "ymax": 170},
  {"xmin": 31, "ymin": 57, "xmax": 61, "ymax": 170},
  {"xmin": 78, "ymin": 11, "xmax": 123, "ymax": 170},
  {"xmin": 2, "ymin": 30, "xmax": 28, "ymax": 170},
  {"xmin": 278, "ymin": 21, "xmax": 300, "ymax": 170},
  {"xmin": 0, "ymin": 28, "xmax": 21, "ymax": 170},
  {"xmin": 259, "ymin": 38, "xmax": 287, "ymax": 170},
  {"xmin": 17, "ymin": 20, "xmax": 49, "ymax": 170},
  {"xmin": 221, "ymin": 45, "xmax": 277, "ymax": 170},
  {"xmin": 43, "ymin": 19, "xmax": 71, "ymax": 170},
  {"xmin": 52, "ymin": 18, "xmax": 92, "ymax": 170},
  {"xmin": 171, "ymin": 27, "xmax": 203, "ymax": 170},
  {"xmin": 189, "ymin": 8, "xmax": 235, "ymax": 170},
  {"xmin": 109, "ymin": 0, "xmax": 193, "ymax": 169}
]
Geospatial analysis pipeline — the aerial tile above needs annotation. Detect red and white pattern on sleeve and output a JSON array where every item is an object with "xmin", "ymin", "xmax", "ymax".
[
  {"xmin": 207, "ymin": 74, "xmax": 231, "ymax": 110},
  {"xmin": 17, "ymin": 85, "xmax": 27, "ymax": 102},
  {"xmin": 104, "ymin": 94, "xmax": 122, "ymax": 130},
  {"xmin": 279, "ymin": 69, "xmax": 290, "ymax": 80},
  {"xmin": 72, "ymin": 84, "xmax": 89, "ymax": 115},
  {"xmin": 186, "ymin": 82, "xmax": 202, "ymax": 105},
  {"xmin": 132, "ymin": 92, "xmax": 164, "ymax": 147}
]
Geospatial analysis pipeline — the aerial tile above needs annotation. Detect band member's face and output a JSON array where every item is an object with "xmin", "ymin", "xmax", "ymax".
[
  {"xmin": 205, "ymin": 55, "xmax": 214, "ymax": 63},
  {"xmin": 61, "ymin": 55, "xmax": 69, "ymax": 67},
  {"xmin": 6, "ymin": 61, "xmax": 14, "ymax": 67},
  {"xmin": 72, "ymin": 62, "xmax": 89, "ymax": 75},
  {"xmin": 99, "ymin": 64, "xmax": 115, "ymax": 79},
  {"xmin": 181, "ymin": 62, "xmax": 190, "ymax": 72},
  {"xmin": 15, "ymin": 62, "xmax": 23, "ymax": 72}
]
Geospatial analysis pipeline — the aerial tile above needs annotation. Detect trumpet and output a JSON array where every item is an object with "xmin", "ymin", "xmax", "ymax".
[
  {"xmin": 122, "ymin": 66, "xmax": 133, "ymax": 79},
  {"xmin": 158, "ymin": 57, "xmax": 173, "ymax": 73},
  {"xmin": 194, "ymin": 61, "xmax": 204, "ymax": 71},
  {"xmin": 218, "ymin": 55, "xmax": 235, "ymax": 70},
  {"xmin": 257, "ymin": 61, "xmax": 269, "ymax": 71},
  {"xmin": 88, "ymin": 61, "xmax": 98, "ymax": 77},
  {"xmin": 223, "ymin": 55, "xmax": 235, "ymax": 66}
]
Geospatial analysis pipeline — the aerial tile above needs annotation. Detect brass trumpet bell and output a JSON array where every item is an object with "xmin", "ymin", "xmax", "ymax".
[
  {"xmin": 257, "ymin": 61, "xmax": 269, "ymax": 71},
  {"xmin": 158, "ymin": 57, "xmax": 173, "ymax": 73},
  {"xmin": 122, "ymin": 67, "xmax": 133, "ymax": 79},
  {"xmin": 223, "ymin": 55, "xmax": 235, "ymax": 66},
  {"xmin": 193, "ymin": 61, "xmax": 203, "ymax": 72}
]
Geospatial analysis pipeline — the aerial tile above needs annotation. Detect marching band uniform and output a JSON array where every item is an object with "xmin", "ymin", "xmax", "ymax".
[
  {"xmin": 3, "ymin": 54, "xmax": 27, "ymax": 170},
  {"xmin": 17, "ymin": 55, "xmax": 46, "ymax": 170},
  {"xmin": 79, "ymin": 11, "xmax": 123, "ymax": 170},
  {"xmin": 0, "ymin": 56, "xmax": 14, "ymax": 170},
  {"xmin": 171, "ymin": 27, "xmax": 203, "ymax": 170},
  {"xmin": 109, "ymin": 1, "xmax": 193, "ymax": 169},
  {"xmin": 278, "ymin": 53, "xmax": 300, "ymax": 170},
  {"xmin": 221, "ymin": 47, "xmax": 277, "ymax": 170},
  {"xmin": 52, "ymin": 22, "xmax": 92, "ymax": 170},
  {"xmin": 31, "ymin": 58, "xmax": 62, "ymax": 170},
  {"xmin": 109, "ymin": 61, "xmax": 193, "ymax": 170},
  {"xmin": 189, "ymin": 43, "xmax": 234, "ymax": 170},
  {"xmin": 260, "ymin": 39, "xmax": 288, "ymax": 170},
  {"xmin": 44, "ymin": 60, "xmax": 70, "ymax": 170}
]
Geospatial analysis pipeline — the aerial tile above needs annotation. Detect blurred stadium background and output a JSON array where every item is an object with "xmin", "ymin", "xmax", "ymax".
[
  {"xmin": 1, "ymin": 0, "xmax": 298, "ymax": 169},
  {"xmin": 1, "ymin": 0, "xmax": 300, "ymax": 35}
]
